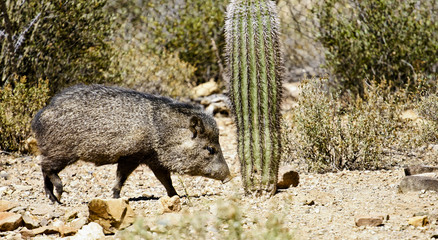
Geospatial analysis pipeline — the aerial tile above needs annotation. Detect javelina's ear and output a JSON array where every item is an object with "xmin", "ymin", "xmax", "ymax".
[{"xmin": 189, "ymin": 116, "xmax": 205, "ymax": 138}]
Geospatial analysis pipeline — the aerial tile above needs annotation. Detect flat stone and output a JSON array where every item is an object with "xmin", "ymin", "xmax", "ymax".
[
  {"xmin": 31, "ymin": 225, "xmax": 59, "ymax": 235},
  {"xmin": 408, "ymin": 216, "xmax": 429, "ymax": 227},
  {"xmin": 0, "ymin": 200, "xmax": 18, "ymax": 212},
  {"xmin": 69, "ymin": 217, "xmax": 88, "ymax": 230},
  {"xmin": 398, "ymin": 175, "xmax": 438, "ymax": 193},
  {"xmin": 22, "ymin": 212, "xmax": 40, "ymax": 229},
  {"xmin": 88, "ymin": 198, "xmax": 135, "ymax": 234},
  {"xmin": 355, "ymin": 216, "xmax": 384, "ymax": 227},
  {"xmin": 0, "ymin": 212, "xmax": 23, "ymax": 231},
  {"xmin": 404, "ymin": 165, "xmax": 438, "ymax": 176},
  {"xmin": 31, "ymin": 204, "xmax": 54, "ymax": 216}
]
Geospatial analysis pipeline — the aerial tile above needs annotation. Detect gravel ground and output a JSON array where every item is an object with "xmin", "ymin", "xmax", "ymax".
[{"xmin": 1, "ymin": 116, "xmax": 438, "ymax": 239}]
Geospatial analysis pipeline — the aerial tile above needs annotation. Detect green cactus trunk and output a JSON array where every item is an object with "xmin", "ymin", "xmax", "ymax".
[{"xmin": 225, "ymin": 0, "xmax": 283, "ymax": 195}]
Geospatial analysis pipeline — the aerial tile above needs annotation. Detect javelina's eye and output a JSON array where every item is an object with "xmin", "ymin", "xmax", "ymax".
[{"xmin": 205, "ymin": 146, "xmax": 215, "ymax": 155}]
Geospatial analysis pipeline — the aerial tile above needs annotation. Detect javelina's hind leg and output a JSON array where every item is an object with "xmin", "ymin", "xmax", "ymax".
[
  {"xmin": 41, "ymin": 156, "xmax": 67, "ymax": 204},
  {"xmin": 149, "ymin": 166, "xmax": 178, "ymax": 197},
  {"xmin": 113, "ymin": 159, "xmax": 140, "ymax": 198},
  {"xmin": 42, "ymin": 170, "xmax": 63, "ymax": 204}
]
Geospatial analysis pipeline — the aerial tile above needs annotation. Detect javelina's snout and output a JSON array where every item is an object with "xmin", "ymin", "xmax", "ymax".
[{"xmin": 204, "ymin": 156, "xmax": 232, "ymax": 183}]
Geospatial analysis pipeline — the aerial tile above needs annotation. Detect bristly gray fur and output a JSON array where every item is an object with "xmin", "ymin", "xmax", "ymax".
[{"xmin": 31, "ymin": 84, "xmax": 231, "ymax": 203}]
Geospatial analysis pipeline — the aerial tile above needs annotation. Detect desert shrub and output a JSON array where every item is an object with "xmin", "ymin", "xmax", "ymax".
[
  {"xmin": 0, "ymin": 76, "xmax": 50, "ymax": 152},
  {"xmin": 286, "ymin": 78, "xmax": 408, "ymax": 172},
  {"xmin": 107, "ymin": 0, "xmax": 227, "ymax": 83},
  {"xmin": 316, "ymin": 0, "xmax": 438, "ymax": 93},
  {"xmin": 117, "ymin": 44, "xmax": 196, "ymax": 98},
  {"xmin": 417, "ymin": 93, "xmax": 438, "ymax": 143},
  {"xmin": 1, "ymin": 0, "xmax": 118, "ymax": 93},
  {"xmin": 120, "ymin": 200, "xmax": 293, "ymax": 240}
]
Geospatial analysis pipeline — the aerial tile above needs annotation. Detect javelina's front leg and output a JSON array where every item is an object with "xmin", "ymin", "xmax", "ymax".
[
  {"xmin": 113, "ymin": 159, "xmax": 140, "ymax": 198},
  {"xmin": 149, "ymin": 166, "xmax": 178, "ymax": 197}
]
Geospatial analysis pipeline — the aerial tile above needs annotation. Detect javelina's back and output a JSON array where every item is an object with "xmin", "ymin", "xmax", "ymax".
[
  {"xmin": 31, "ymin": 84, "xmax": 231, "ymax": 203},
  {"xmin": 33, "ymin": 84, "xmax": 169, "ymax": 164}
]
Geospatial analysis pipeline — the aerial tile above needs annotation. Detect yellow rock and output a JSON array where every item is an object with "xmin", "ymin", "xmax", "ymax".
[
  {"xmin": 160, "ymin": 196, "xmax": 182, "ymax": 214},
  {"xmin": 408, "ymin": 216, "xmax": 429, "ymax": 227}
]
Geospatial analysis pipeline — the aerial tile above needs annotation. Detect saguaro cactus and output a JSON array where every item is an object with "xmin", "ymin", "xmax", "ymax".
[{"xmin": 225, "ymin": 0, "xmax": 283, "ymax": 194}]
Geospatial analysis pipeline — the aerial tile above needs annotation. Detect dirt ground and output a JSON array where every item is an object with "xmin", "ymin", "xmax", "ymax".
[{"xmin": 1, "ymin": 115, "xmax": 438, "ymax": 239}]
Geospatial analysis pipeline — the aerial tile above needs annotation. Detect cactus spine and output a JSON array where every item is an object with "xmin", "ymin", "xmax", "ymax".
[{"xmin": 225, "ymin": 0, "xmax": 283, "ymax": 194}]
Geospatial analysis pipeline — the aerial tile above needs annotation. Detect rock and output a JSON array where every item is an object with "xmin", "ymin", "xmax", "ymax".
[
  {"xmin": 31, "ymin": 204, "xmax": 54, "ymax": 216},
  {"xmin": 283, "ymin": 82, "xmax": 302, "ymax": 99},
  {"xmin": 20, "ymin": 227, "xmax": 36, "ymax": 238},
  {"xmin": 70, "ymin": 222, "xmax": 105, "ymax": 240},
  {"xmin": 69, "ymin": 217, "xmax": 88, "ymax": 230},
  {"xmin": 0, "ymin": 212, "xmax": 23, "ymax": 231},
  {"xmin": 64, "ymin": 210, "xmax": 79, "ymax": 222},
  {"xmin": 398, "ymin": 175, "xmax": 438, "ymax": 193},
  {"xmin": 0, "ymin": 171, "xmax": 8, "ymax": 180},
  {"xmin": 355, "ymin": 216, "xmax": 385, "ymax": 227},
  {"xmin": 191, "ymin": 79, "xmax": 220, "ymax": 99},
  {"xmin": 198, "ymin": 94, "xmax": 231, "ymax": 117},
  {"xmin": 404, "ymin": 165, "xmax": 438, "ymax": 176},
  {"xmin": 160, "ymin": 196, "xmax": 182, "ymax": 214},
  {"xmin": 0, "ymin": 200, "xmax": 18, "ymax": 212},
  {"xmin": 31, "ymin": 225, "xmax": 59, "ymax": 235},
  {"xmin": 58, "ymin": 224, "xmax": 78, "ymax": 237},
  {"xmin": 400, "ymin": 109, "xmax": 420, "ymax": 121},
  {"xmin": 22, "ymin": 212, "xmax": 40, "ymax": 229},
  {"xmin": 88, "ymin": 198, "xmax": 135, "ymax": 234},
  {"xmin": 408, "ymin": 216, "xmax": 429, "ymax": 227},
  {"xmin": 277, "ymin": 166, "xmax": 299, "ymax": 189}
]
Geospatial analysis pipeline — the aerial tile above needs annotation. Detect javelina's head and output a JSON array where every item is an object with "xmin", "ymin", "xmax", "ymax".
[{"xmin": 160, "ymin": 110, "xmax": 231, "ymax": 183}]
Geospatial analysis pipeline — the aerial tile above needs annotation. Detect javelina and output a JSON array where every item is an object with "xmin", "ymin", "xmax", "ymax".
[{"xmin": 31, "ymin": 84, "xmax": 231, "ymax": 203}]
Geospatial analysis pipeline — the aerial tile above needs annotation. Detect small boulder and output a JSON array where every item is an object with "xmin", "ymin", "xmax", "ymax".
[
  {"xmin": 404, "ymin": 165, "xmax": 438, "ymax": 176},
  {"xmin": 398, "ymin": 175, "xmax": 438, "ymax": 193},
  {"xmin": 159, "ymin": 196, "xmax": 182, "ymax": 214},
  {"xmin": 0, "ymin": 212, "xmax": 23, "ymax": 231},
  {"xmin": 70, "ymin": 222, "xmax": 105, "ymax": 240},
  {"xmin": 277, "ymin": 166, "xmax": 299, "ymax": 189},
  {"xmin": 88, "ymin": 198, "xmax": 135, "ymax": 234},
  {"xmin": 191, "ymin": 79, "xmax": 220, "ymax": 99},
  {"xmin": 355, "ymin": 216, "xmax": 385, "ymax": 227},
  {"xmin": 0, "ymin": 200, "xmax": 18, "ymax": 212},
  {"xmin": 408, "ymin": 216, "xmax": 429, "ymax": 227},
  {"xmin": 22, "ymin": 212, "xmax": 40, "ymax": 229}
]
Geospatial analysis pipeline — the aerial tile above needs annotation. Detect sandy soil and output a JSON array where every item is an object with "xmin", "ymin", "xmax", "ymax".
[{"xmin": 1, "ymin": 115, "xmax": 438, "ymax": 239}]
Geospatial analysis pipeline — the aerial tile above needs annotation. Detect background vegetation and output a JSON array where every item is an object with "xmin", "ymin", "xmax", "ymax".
[{"xmin": 1, "ymin": 0, "xmax": 438, "ymax": 174}]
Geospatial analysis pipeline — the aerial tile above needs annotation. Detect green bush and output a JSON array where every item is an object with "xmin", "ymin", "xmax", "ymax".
[
  {"xmin": 118, "ymin": 44, "xmax": 197, "ymax": 98},
  {"xmin": 1, "ymin": 0, "xmax": 118, "ymax": 93},
  {"xmin": 107, "ymin": 0, "xmax": 227, "ymax": 83},
  {"xmin": 286, "ymin": 78, "xmax": 407, "ymax": 172},
  {"xmin": 316, "ymin": 0, "xmax": 438, "ymax": 93},
  {"xmin": 0, "ymin": 76, "xmax": 50, "ymax": 152}
]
